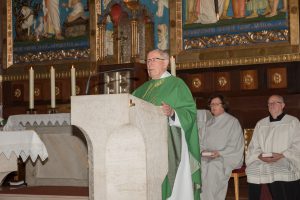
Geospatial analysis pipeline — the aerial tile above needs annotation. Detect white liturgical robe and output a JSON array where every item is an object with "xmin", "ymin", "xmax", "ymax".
[
  {"xmin": 200, "ymin": 112, "xmax": 244, "ymax": 200},
  {"xmin": 246, "ymin": 114, "xmax": 300, "ymax": 184}
]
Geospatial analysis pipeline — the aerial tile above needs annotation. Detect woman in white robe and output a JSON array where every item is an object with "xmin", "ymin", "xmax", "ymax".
[{"xmin": 200, "ymin": 94, "xmax": 244, "ymax": 200}]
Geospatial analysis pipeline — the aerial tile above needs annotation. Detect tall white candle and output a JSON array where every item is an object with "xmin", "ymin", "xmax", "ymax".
[
  {"xmin": 71, "ymin": 65, "xmax": 76, "ymax": 96},
  {"xmin": 170, "ymin": 56, "xmax": 176, "ymax": 76},
  {"xmin": 50, "ymin": 66, "xmax": 56, "ymax": 108},
  {"xmin": 29, "ymin": 67, "xmax": 34, "ymax": 109}
]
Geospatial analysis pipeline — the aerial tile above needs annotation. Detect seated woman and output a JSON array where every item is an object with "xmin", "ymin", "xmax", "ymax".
[{"xmin": 200, "ymin": 94, "xmax": 244, "ymax": 200}]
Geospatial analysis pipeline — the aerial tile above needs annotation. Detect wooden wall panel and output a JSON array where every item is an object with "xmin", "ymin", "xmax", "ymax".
[
  {"xmin": 267, "ymin": 67, "xmax": 287, "ymax": 89},
  {"xmin": 12, "ymin": 83, "xmax": 24, "ymax": 102},
  {"xmin": 240, "ymin": 70, "xmax": 258, "ymax": 90},
  {"xmin": 178, "ymin": 62, "xmax": 300, "ymax": 128},
  {"xmin": 215, "ymin": 72, "xmax": 231, "ymax": 91}
]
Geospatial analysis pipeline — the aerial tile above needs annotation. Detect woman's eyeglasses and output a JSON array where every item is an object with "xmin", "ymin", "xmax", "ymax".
[{"xmin": 209, "ymin": 103, "xmax": 222, "ymax": 108}]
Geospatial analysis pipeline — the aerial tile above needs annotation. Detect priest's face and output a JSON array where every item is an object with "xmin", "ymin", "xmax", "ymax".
[
  {"xmin": 209, "ymin": 97, "xmax": 225, "ymax": 117},
  {"xmin": 268, "ymin": 95, "xmax": 285, "ymax": 118},
  {"xmin": 146, "ymin": 51, "xmax": 168, "ymax": 79}
]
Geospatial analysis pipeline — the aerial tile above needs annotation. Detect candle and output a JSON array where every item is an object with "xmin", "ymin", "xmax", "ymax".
[
  {"xmin": 50, "ymin": 66, "xmax": 56, "ymax": 108},
  {"xmin": 29, "ymin": 67, "xmax": 34, "ymax": 109},
  {"xmin": 71, "ymin": 65, "xmax": 76, "ymax": 96},
  {"xmin": 170, "ymin": 56, "xmax": 176, "ymax": 76}
]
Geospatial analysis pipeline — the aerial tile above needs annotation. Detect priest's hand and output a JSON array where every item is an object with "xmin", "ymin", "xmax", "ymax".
[{"xmin": 161, "ymin": 102, "xmax": 175, "ymax": 117}]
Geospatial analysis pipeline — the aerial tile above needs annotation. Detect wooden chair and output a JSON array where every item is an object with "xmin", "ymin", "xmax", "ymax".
[{"xmin": 230, "ymin": 128, "xmax": 254, "ymax": 200}]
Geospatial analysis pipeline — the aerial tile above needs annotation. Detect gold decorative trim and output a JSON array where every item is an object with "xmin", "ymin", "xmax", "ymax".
[
  {"xmin": 14, "ymin": 49, "xmax": 90, "ymax": 64},
  {"xmin": 6, "ymin": 0, "xmax": 13, "ymax": 67},
  {"xmin": 267, "ymin": 67, "xmax": 287, "ymax": 88},
  {"xmin": 34, "ymin": 88, "xmax": 40, "ymax": 97},
  {"xmin": 218, "ymin": 76, "xmax": 227, "ymax": 87},
  {"xmin": 14, "ymin": 89, "xmax": 21, "ymax": 98},
  {"xmin": 243, "ymin": 74, "xmax": 254, "ymax": 86},
  {"xmin": 192, "ymin": 78, "xmax": 202, "ymax": 88},
  {"xmin": 177, "ymin": 53, "xmax": 300, "ymax": 69},
  {"xmin": 175, "ymin": 0, "xmax": 183, "ymax": 54},
  {"xmin": 272, "ymin": 73, "xmax": 282, "ymax": 84},
  {"xmin": 183, "ymin": 30, "xmax": 288, "ymax": 50},
  {"xmin": 3, "ymin": 70, "xmax": 91, "ymax": 81},
  {"xmin": 55, "ymin": 87, "xmax": 60, "ymax": 96},
  {"xmin": 96, "ymin": 24, "xmax": 102, "ymax": 61}
]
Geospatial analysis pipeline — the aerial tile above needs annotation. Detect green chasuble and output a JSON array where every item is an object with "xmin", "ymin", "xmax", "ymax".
[{"xmin": 133, "ymin": 76, "xmax": 201, "ymax": 200}]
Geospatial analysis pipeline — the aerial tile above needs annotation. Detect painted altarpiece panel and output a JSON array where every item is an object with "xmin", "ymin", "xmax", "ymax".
[
  {"xmin": 169, "ymin": 0, "xmax": 300, "ymax": 69},
  {"xmin": 6, "ymin": 0, "xmax": 90, "ymax": 67}
]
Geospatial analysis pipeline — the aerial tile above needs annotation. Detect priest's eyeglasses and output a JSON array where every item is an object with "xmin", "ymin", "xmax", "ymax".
[
  {"xmin": 146, "ymin": 58, "xmax": 165, "ymax": 63},
  {"xmin": 267, "ymin": 101, "xmax": 283, "ymax": 106}
]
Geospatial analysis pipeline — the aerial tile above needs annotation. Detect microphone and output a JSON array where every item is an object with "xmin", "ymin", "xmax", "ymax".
[{"xmin": 85, "ymin": 68, "xmax": 136, "ymax": 95}]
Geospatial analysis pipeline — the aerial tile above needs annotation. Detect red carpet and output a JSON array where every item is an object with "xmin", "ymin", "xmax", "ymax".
[{"xmin": 0, "ymin": 186, "xmax": 88, "ymax": 196}]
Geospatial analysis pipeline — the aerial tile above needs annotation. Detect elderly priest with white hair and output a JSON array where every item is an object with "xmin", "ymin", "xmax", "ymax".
[{"xmin": 133, "ymin": 49, "xmax": 201, "ymax": 200}]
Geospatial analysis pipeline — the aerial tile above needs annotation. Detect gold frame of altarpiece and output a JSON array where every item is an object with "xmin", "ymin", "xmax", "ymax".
[{"xmin": 169, "ymin": 0, "xmax": 300, "ymax": 69}]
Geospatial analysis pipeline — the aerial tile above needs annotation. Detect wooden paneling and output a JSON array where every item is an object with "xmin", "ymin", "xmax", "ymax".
[
  {"xmin": 267, "ymin": 67, "xmax": 287, "ymax": 89},
  {"xmin": 11, "ymin": 83, "xmax": 24, "ymax": 102},
  {"xmin": 215, "ymin": 72, "xmax": 231, "ymax": 91},
  {"xmin": 178, "ymin": 62, "xmax": 300, "ymax": 128},
  {"xmin": 240, "ymin": 70, "xmax": 258, "ymax": 90},
  {"xmin": 183, "ymin": 74, "xmax": 205, "ymax": 93}
]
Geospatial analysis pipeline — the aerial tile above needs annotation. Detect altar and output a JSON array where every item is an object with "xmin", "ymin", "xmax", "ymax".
[
  {"xmin": 0, "ymin": 130, "xmax": 48, "ymax": 185},
  {"xmin": 3, "ymin": 113, "xmax": 88, "ymax": 187}
]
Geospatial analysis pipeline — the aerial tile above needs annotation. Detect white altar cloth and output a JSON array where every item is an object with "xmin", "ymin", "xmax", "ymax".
[
  {"xmin": 2, "ymin": 113, "xmax": 88, "ymax": 186},
  {"xmin": 0, "ymin": 130, "xmax": 48, "ymax": 184},
  {"xmin": 0, "ymin": 130, "xmax": 48, "ymax": 162},
  {"xmin": 3, "ymin": 113, "xmax": 71, "ymax": 131}
]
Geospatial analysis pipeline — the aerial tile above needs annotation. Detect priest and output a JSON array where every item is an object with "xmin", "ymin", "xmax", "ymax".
[{"xmin": 133, "ymin": 49, "xmax": 201, "ymax": 200}]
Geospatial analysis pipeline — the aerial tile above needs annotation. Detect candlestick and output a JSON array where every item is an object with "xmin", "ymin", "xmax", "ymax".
[
  {"xmin": 50, "ymin": 66, "xmax": 56, "ymax": 108},
  {"xmin": 71, "ymin": 65, "xmax": 76, "ymax": 96},
  {"xmin": 29, "ymin": 67, "xmax": 34, "ymax": 109},
  {"xmin": 170, "ymin": 56, "xmax": 176, "ymax": 76}
]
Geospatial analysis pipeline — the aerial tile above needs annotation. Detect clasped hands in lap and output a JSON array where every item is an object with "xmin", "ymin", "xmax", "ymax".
[
  {"xmin": 259, "ymin": 152, "xmax": 284, "ymax": 163},
  {"xmin": 202, "ymin": 150, "xmax": 220, "ymax": 159}
]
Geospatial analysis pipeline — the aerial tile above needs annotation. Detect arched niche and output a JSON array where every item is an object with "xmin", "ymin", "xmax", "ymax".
[{"xmin": 98, "ymin": 1, "xmax": 154, "ymax": 64}]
